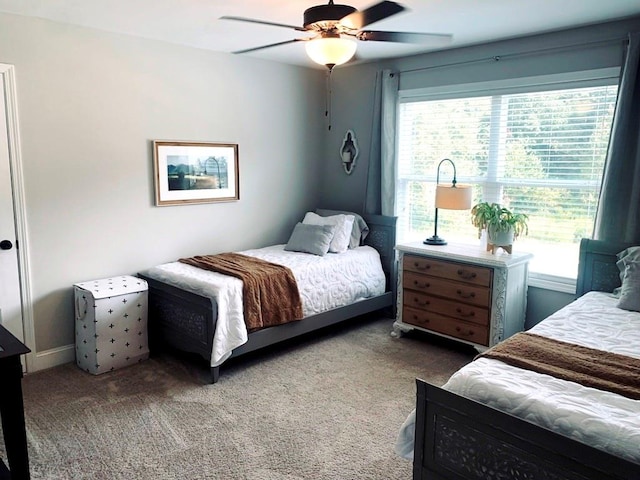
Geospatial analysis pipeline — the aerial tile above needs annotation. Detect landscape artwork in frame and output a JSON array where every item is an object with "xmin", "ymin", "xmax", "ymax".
[{"xmin": 153, "ymin": 141, "xmax": 239, "ymax": 206}]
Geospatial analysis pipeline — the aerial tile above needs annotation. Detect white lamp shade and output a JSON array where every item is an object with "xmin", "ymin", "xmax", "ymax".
[
  {"xmin": 435, "ymin": 184, "xmax": 472, "ymax": 210},
  {"xmin": 305, "ymin": 37, "xmax": 357, "ymax": 67}
]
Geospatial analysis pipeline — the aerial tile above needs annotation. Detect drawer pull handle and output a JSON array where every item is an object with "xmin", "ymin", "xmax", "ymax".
[
  {"xmin": 414, "ymin": 298, "xmax": 430, "ymax": 307},
  {"xmin": 414, "ymin": 262, "xmax": 431, "ymax": 270},
  {"xmin": 456, "ymin": 308, "xmax": 475, "ymax": 318},
  {"xmin": 457, "ymin": 269, "xmax": 477, "ymax": 280},
  {"xmin": 414, "ymin": 280, "xmax": 430, "ymax": 288},
  {"xmin": 456, "ymin": 289, "xmax": 475, "ymax": 299},
  {"xmin": 413, "ymin": 315, "xmax": 429, "ymax": 324},
  {"xmin": 455, "ymin": 326, "xmax": 474, "ymax": 336}
]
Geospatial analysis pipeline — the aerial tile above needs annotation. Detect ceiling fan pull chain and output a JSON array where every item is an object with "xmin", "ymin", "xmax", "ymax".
[{"xmin": 326, "ymin": 68, "xmax": 332, "ymax": 131}]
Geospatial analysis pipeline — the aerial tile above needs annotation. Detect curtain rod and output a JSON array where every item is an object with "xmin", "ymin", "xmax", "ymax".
[{"xmin": 399, "ymin": 35, "xmax": 629, "ymax": 76}]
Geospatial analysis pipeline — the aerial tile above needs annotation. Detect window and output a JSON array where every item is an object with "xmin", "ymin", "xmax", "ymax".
[{"xmin": 396, "ymin": 71, "xmax": 619, "ymax": 287}]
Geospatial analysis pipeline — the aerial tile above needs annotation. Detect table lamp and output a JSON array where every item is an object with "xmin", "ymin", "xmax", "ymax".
[{"xmin": 424, "ymin": 158, "xmax": 472, "ymax": 245}]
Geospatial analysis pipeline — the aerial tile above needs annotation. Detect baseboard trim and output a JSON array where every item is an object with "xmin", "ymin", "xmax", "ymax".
[{"xmin": 30, "ymin": 344, "xmax": 75, "ymax": 373}]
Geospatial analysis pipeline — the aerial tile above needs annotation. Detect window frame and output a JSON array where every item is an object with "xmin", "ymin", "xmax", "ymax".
[{"xmin": 396, "ymin": 68, "xmax": 621, "ymax": 293}]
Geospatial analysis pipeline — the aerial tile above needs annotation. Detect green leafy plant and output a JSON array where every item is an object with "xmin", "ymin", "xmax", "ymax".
[{"xmin": 470, "ymin": 202, "xmax": 529, "ymax": 241}]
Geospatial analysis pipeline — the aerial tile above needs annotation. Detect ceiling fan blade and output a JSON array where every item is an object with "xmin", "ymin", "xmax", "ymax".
[
  {"xmin": 232, "ymin": 39, "xmax": 307, "ymax": 55},
  {"xmin": 220, "ymin": 16, "xmax": 307, "ymax": 32},
  {"xmin": 358, "ymin": 30, "xmax": 453, "ymax": 44},
  {"xmin": 340, "ymin": 1, "xmax": 405, "ymax": 30}
]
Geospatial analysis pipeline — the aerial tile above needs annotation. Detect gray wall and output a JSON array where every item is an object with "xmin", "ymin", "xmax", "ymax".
[
  {"xmin": 320, "ymin": 16, "xmax": 640, "ymax": 326},
  {"xmin": 0, "ymin": 13, "xmax": 326, "ymax": 352}
]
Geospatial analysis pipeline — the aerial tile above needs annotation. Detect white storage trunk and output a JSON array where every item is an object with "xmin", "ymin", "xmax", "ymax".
[{"xmin": 74, "ymin": 275, "xmax": 149, "ymax": 375}]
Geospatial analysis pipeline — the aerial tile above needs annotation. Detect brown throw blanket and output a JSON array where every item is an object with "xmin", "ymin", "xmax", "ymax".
[
  {"xmin": 477, "ymin": 332, "xmax": 640, "ymax": 401},
  {"xmin": 179, "ymin": 253, "xmax": 303, "ymax": 332}
]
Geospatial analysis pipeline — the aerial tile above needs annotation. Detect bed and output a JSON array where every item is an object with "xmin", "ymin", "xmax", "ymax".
[
  {"xmin": 138, "ymin": 212, "xmax": 397, "ymax": 384},
  {"xmin": 398, "ymin": 238, "xmax": 640, "ymax": 480}
]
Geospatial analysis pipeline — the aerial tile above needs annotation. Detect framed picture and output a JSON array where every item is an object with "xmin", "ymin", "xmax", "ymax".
[{"xmin": 153, "ymin": 141, "xmax": 239, "ymax": 206}]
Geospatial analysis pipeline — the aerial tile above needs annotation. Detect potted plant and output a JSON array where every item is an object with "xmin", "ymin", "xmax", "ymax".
[{"xmin": 471, "ymin": 202, "xmax": 529, "ymax": 252}]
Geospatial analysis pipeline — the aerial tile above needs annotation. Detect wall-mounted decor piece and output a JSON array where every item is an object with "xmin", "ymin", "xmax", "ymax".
[
  {"xmin": 340, "ymin": 130, "xmax": 358, "ymax": 175},
  {"xmin": 153, "ymin": 141, "xmax": 239, "ymax": 206}
]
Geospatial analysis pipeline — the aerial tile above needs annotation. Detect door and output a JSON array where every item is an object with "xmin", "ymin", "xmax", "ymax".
[{"xmin": 0, "ymin": 73, "xmax": 24, "ymax": 342}]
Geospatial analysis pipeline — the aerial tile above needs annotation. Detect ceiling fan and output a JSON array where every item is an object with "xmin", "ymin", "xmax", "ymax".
[{"xmin": 220, "ymin": 0, "xmax": 452, "ymax": 70}]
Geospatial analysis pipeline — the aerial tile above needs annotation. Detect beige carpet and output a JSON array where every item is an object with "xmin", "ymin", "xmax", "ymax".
[{"xmin": 11, "ymin": 315, "xmax": 474, "ymax": 480}]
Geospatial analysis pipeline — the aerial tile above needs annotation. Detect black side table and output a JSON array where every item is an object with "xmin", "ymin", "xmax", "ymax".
[{"xmin": 0, "ymin": 325, "xmax": 30, "ymax": 480}]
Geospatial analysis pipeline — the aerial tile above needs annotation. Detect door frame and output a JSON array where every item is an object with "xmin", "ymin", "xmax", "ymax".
[{"xmin": 1, "ymin": 63, "xmax": 35, "ymax": 372}]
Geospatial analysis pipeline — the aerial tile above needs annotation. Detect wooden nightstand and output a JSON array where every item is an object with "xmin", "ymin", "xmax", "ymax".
[{"xmin": 393, "ymin": 242, "xmax": 533, "ymax": 349}]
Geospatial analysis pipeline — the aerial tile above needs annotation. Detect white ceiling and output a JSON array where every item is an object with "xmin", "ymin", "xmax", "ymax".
[{"xmin": 2, "ymin": 0, "xmax": 640, "ymax": 69}]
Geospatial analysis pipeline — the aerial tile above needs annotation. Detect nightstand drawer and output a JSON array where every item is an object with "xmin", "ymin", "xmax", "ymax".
[
  {"xmin": 403, "ymin": 306, "xmax": 489, "ymax": 346},
  {"xmin": 403, "ymin": 255, "xmax": 492, "ymax": 287},
  {"xmin": 403, "ymin": 271, "xmax": 491, "ymax": 307},
  {"xmin": 403, "ymin": 290, "xmax": 489, "ymax": 325}
]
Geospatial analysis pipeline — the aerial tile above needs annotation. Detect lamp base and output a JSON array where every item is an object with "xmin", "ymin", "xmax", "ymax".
[{"xmin": 423, "ymin": 235, "xmax": 447, "ymax": 246}]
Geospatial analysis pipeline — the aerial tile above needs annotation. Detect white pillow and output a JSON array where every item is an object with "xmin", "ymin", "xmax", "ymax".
[
  {"xmin": 315, "ymin": 209, "xmax": 369, "ymax": 248},
  {"xmin": 302, "ymin": 212, "xmax": 354, "ymax": 253}
]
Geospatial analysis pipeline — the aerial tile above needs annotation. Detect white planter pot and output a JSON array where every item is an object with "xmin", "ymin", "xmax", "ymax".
[{"xmin": 488, "ymin": 227, "xmax": 514, "ymax": 247}]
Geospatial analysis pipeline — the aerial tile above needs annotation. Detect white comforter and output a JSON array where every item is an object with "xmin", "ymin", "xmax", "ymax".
[
  {"xmin": 141, "ymin": 245, "xmax": 386, "ymax": 367},
  {"xmin": 396, "ymin": 292, "xmax": 640, "ymax": 463}
]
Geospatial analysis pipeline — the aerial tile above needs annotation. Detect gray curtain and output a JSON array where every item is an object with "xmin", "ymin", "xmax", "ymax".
[
  {"xmin": 364, "ymin": 69, "xmax": 399, "ymax": 216},
  {"xmin": 593, "ymin": 32, "xmax": 640, "ymax": 243}
]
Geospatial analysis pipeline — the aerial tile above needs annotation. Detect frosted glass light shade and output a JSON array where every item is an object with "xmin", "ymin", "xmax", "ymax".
[
  {"xmin": 435, "ymin": 184, "xmax": 472, "ymax": 210},
  {"xmin": 305, "ymin": 37, "xmax": 357, "ymax": 67}
]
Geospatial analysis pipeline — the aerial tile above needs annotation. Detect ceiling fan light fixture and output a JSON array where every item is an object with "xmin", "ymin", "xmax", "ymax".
[
  {"xmin": 222, "ymin": 1, "xmax": 452, "ymax": 68},
  {"xmin": 305, "ymin": 35, "xmax": 357, "ymax": 68}
]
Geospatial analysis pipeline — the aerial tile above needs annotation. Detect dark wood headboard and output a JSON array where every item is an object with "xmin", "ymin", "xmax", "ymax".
[
  {"xmin": 361, "ymin": 213, "xmax": 398, "ymax": 319},
  {"xmin": 362, "ymin": 213, "xmax": 397, "ymax": 292},
  {"xmin": 576, "ymin": 238, "xmax": 636, "ymax": 297}
]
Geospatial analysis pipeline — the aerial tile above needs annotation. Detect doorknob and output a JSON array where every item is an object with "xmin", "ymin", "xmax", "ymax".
[{"xmin": 0, "ymin": 240, "xmax": 13, "ymax": 250}]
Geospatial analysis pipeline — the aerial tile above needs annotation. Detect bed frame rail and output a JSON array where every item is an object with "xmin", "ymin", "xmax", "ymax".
[{"xmin": 415, "ymin": 380, "xmax": 640, "ymax": 480}]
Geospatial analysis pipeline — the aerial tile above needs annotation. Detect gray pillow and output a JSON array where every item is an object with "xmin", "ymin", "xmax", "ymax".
[
  {"xmin": 315, "ymin": 208, "xmax": 370, "ymax": 248},
  {"xmin": 617, "ymin": 260, "xmax": 640, "ymax": 312},
  {"xmin": 614, "ymin": 246, "xmax": 640, "ymax": 295},
  {"xmin": 284, "ymin": 223, "xmax": 336, "ymax": 256}
]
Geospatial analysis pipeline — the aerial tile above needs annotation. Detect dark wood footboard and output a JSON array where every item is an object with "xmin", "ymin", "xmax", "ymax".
[
  {"xmin": 141, "ymin": 274, "xmax": 220, "ymax": 382},
  {"xmin": 415, "ymin": 380, "xmax": 640, "ymax": 480},
  {"xmin": 143, "ymin": 275, "xmax": 216, "ymax": 364}
]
